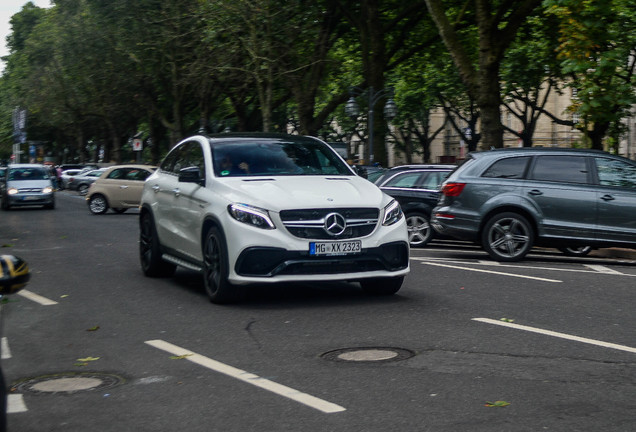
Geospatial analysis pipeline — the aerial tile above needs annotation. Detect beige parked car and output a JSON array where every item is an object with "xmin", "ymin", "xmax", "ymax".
[{"xmin": 86, "ymin": 164, "xmax": 156, "ymax": 214}]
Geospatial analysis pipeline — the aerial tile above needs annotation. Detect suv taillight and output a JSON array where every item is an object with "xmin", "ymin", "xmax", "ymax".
[{"xmin": 441, "ymin": 182, "xmax": 465, "ymax": 197}]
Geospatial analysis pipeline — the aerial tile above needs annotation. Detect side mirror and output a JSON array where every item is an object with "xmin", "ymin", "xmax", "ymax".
[
  {"xmin": 353, "ymin": 165, "xmax": 368, "ymax": 179},
  {"xmin": 178, "ymin": 166, "xmax": 204, "ymax": 186},
  {"xmin": 0, "ymin": 255, "xmax": 31, "ymax": 295}
]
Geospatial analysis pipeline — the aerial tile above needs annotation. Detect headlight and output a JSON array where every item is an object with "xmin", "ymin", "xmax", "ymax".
[
  {"xmin": 228, "ymin": 204, "xmax": 275, "ymax": 229},
  {"xmin": 7, "ymin": 188, "xmax": 18, "ymax": 195},
  {"xmin": 42, "ymin": 186, "xmax": 53, "ymax": 194},
  {"xmin": 382, "ymin": 199, "xmax": 403, "ymax": 226}
]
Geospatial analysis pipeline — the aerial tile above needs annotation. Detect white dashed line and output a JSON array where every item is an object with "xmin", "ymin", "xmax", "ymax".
[
  {"xmin": 17, "ymin": 290, "xmax": 58, "ymax": 306},
  {"xmin": 583, "ymin": 264, "xmax": 624, "ymax": 275},
  {"xmin": 1, "ymin": 337, "xmax": 11, "ymax": 359},
  {"xmin": 145, "ymin": 339, "xmax": 346, "ymax": 413},
  {"xmin": 473, "ymin": 318, "xmax": 636, "ymax": 354},
  {"xmin": 7, "ymin": 394, "xmax": 27, "ymax": 413}
]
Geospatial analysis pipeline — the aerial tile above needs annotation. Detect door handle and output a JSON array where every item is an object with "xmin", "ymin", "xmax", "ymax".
[
  {"xmin": 151, "ymin": 185, "xmax": 160, "ymax": 192},
  {"xmin": 172, "ymin": 188, "xmax": 180, "ymax": 197},
  {"xmin": 119, "ymin": 185, "xmax": 129, "ymax": 189},
  {"xmin": 601, "ymin": 194, "xmax": 615, "ymax": 201},
  {"xmin": 528, "ymin": 189, "xmax": 543, "ymax": 196}
]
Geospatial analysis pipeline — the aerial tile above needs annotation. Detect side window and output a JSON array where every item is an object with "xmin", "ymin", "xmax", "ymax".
[
  {"xmin": 595, "ymin": 157, "xmax": 636, "ymax": 189},
  {"xmin": 481, "ymin": 157, "xmax": 529, "ymax": 179},
  {"xmin": 530, "ymin": 156, "xmax": 589, "ymax": 184},
  {"xmin": 125, "ymin": 169, "xmax": 152, "ymax": 181},
  {"xmin": 384, "ymin": 172, "xmax": 422, "ymax": 188},
  {"xmin": 161, "ymin": 142, "xmax": 203, "ymax": 175},
  {"xmin": 421, "ymin": 172, "xmax": 447, "ymax": 190},
  {"xmin": 107, "ymin": 168, "xmax": 126, "ymax": 180},
  {"xmin": 160, "ymin": 147, "xmax": 181, "ymax": 174}
]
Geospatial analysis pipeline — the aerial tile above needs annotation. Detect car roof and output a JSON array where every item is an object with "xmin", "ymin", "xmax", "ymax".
[
  {"xmin": 7, "ymin": 163, "xmax": 47, "ymax": 169},
  {"xmin": 101, "ymin": 164, "xmax": 156, "ymax": 171},
  {"xmin": 203, "ymin": 132, "xmax": 325, "ymax": 146},
  {"xmin": 469, "ymin": 147, "xmax": 611, "ymax": 158}
]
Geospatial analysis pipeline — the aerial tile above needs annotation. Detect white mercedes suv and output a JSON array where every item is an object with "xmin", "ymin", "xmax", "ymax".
[{"xmin": 139, "ymin": 133, "xmax": 409, "ymax": 303}]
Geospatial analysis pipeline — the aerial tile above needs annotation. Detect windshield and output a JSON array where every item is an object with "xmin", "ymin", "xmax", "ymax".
[
  {"xmin": 212, "ymin": 140, "xmax": 353, "ymax": 177},
  {"xmin": 8, "ymin": 167, "xmax": 49, "ymax": 181}
]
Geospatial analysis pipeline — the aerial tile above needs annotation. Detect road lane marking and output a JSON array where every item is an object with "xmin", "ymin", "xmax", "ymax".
[
  {"xmin": 473, "ymin": 318, "xmax": 636, "ymax": 354},
  {"xmin": 584, "ymin": 264, "xmax": 623, "ymax": 275},
  {"xmin": 412, "ymin": 257, "xmax": 634, "ymax": 277},
  {"xmin": 17, "ymin": 290, "xmax": 58, "ymax": 306},
  {"xmin": 145, "ymin": 339, "xmax": 346, "ymax": 414},
  {"xmin": 418, "ymin": 261, "xmax": 562, "ymax": 283},
  {"xmin": 1, "ymin": 337, "xmax": 10, "ymax": 359},
  {"xmin": 7, "ymin": 394, "xmax": 27, "ymax": 413}
]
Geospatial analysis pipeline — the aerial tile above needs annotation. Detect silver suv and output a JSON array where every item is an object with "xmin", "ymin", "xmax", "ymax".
[
  {"xmin": 139, "ymin": 133, "xmax": 410, "ymax": 303},
  {"xmin": 432, "ymin": 148, "xmax": 636, "ymax": 261}
]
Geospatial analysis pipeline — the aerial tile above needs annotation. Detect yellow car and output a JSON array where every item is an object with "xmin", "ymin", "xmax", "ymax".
[{"xmin": 86, "ymin": 164, "xmax": 156, "ymax": 214}]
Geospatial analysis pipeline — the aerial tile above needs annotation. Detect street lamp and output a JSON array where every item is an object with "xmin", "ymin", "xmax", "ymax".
[{"xmin": 345, "ymin": 86, "xmax": 397, "ymax": 164}]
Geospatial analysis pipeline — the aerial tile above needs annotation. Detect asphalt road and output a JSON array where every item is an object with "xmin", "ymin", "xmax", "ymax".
[{"xmin": 1, "ymin": 191, "xmax": 635, "ymax": 431}]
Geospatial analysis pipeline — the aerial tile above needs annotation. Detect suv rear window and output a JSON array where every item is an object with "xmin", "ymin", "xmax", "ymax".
[{"xmin": 481, "ymin": 156, "xmax": 529, "ymax": 179}]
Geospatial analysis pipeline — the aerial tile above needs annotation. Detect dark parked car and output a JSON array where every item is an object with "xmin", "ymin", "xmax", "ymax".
[
  {"xmin": 432, "ymin": 148, "xmax": 636, "ymax": 261},
  {"xmin": 67, "ymin": 168, "xmax": 106, "ymax": 195},
  {"xmin": 376, "ymin": 165, "xmax": 455, "ymax": 247}
]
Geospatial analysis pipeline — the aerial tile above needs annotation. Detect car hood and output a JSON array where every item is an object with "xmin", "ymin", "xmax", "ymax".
[
  {"xmin": 219, "ymin": 175, "xmax": 388, "ymax": 211},
  {"xmin": 7, "ymin": 180, "xmax": 51, "ymax": 189}
]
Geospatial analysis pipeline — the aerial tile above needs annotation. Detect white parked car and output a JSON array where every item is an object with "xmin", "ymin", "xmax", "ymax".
[{"xmin": 139, "ymin": 133, "xmax": 409, "ymax": 303}]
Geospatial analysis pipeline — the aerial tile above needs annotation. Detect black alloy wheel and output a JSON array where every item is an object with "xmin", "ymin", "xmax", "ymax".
[
  {"xmin": 139, "ymin": 212, "xmax": 176, "ymax": 277},
  {"xmin": 482, "ymin": 212, "xmax": 534, "ymax": 262},
  {"xmin": 202, "ymin": 227, "xmax": 245, "ymax": 304}
]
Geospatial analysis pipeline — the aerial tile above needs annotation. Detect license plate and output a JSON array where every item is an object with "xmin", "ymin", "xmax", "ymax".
[
  {"xmin": 309, "ymin": 240, "xmax": 361, "ymax": 256},
  {"xmin": 22, "ymin": 196, "xmax": 38, "ymax": 201}
]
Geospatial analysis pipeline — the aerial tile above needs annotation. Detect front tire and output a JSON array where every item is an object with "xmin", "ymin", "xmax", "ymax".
[
  {"xmin": 88, "ymin": 194, "xmax": 108, "ymax": 214},
  {"xmin": 139, "ymin": 212, "xmax": 176, "ymax": 277},
  {"xmin": 360, "ymin": 276, "xmax": 404, "ymax": 296},
  {"xmin": 481, "ymin": 212, "xmax": 534, "ymax": 262},
  {"xmin": 202, "ymin": 227, "xmax": 245, "ymax": 304},
  {"xmin": 406, "ymin": 212, "xmax": 433, "ymax": 247}
]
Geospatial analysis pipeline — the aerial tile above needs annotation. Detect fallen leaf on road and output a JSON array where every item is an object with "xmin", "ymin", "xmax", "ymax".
[
  {"xmin": 77, "ymin": 357, "xmax": 100, "ymax": 362},
  {"xmin": 485, "ymin": 400, "xmax": 510, "ymax": 407},
  {"xmin": 170, "ymin": 354, "xmax": 193, "ymax": 360}
]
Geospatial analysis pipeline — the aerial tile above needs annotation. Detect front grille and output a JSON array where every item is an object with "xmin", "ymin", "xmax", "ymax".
[
  {"xmin": 17, "ymin": 188, "xmax": 44, "ymax": 193},
  {"xmin": 280, "ymin": 208, "xmax": 379, "ymax": 240},
  {"xmin": 235, "ymin": 242, "xmax": 409, "ymax": 277}
]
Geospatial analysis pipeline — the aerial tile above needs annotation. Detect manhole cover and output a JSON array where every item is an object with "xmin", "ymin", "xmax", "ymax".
[
  {"xmin": 321, "ymin": 347, "xmax": 415, "ymax": 363},
  {"xmin": 12, "ymin": 372, "xmax": 125, "ymax": 395}
]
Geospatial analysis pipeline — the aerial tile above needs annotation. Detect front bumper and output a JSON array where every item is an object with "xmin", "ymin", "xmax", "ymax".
[
  {"xmin": 235, "ymin": 241, "xmax": 409, "ymax": 278},
  {"xmin": 7, "ymin": 193, "xmax": 54, "ymax": 207}
]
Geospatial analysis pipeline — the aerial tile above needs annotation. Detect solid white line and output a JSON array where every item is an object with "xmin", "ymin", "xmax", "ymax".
[
  {"xmin": 17, "ymin": 289, "xmax": 58, "ymax": 306},
  {"xmin": 584, "ymin": 264, "xmax": 623, "ymax": 275},
  {"xmin": 1, "ymin": 337, "xmax": 10, "ymax": 359},
  {"xmin": 145, "ymin": 339, "xmax": 346, "ymax": 413},
  {"xmin": 420, "ymin": 261, "xmax": 562, "ymax": 283},
  {"xmin": 7, "ymin": 394, "xmax": 27, "ymax": 413},
  {"xmin": 473, "ymin": 318, "xmax": 636, "ymax": 354}
]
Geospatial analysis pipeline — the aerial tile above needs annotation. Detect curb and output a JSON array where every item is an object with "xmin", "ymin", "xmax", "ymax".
[{"xmin": 589, "ymin": 248, "xmax": 636, "ymax": 260}]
